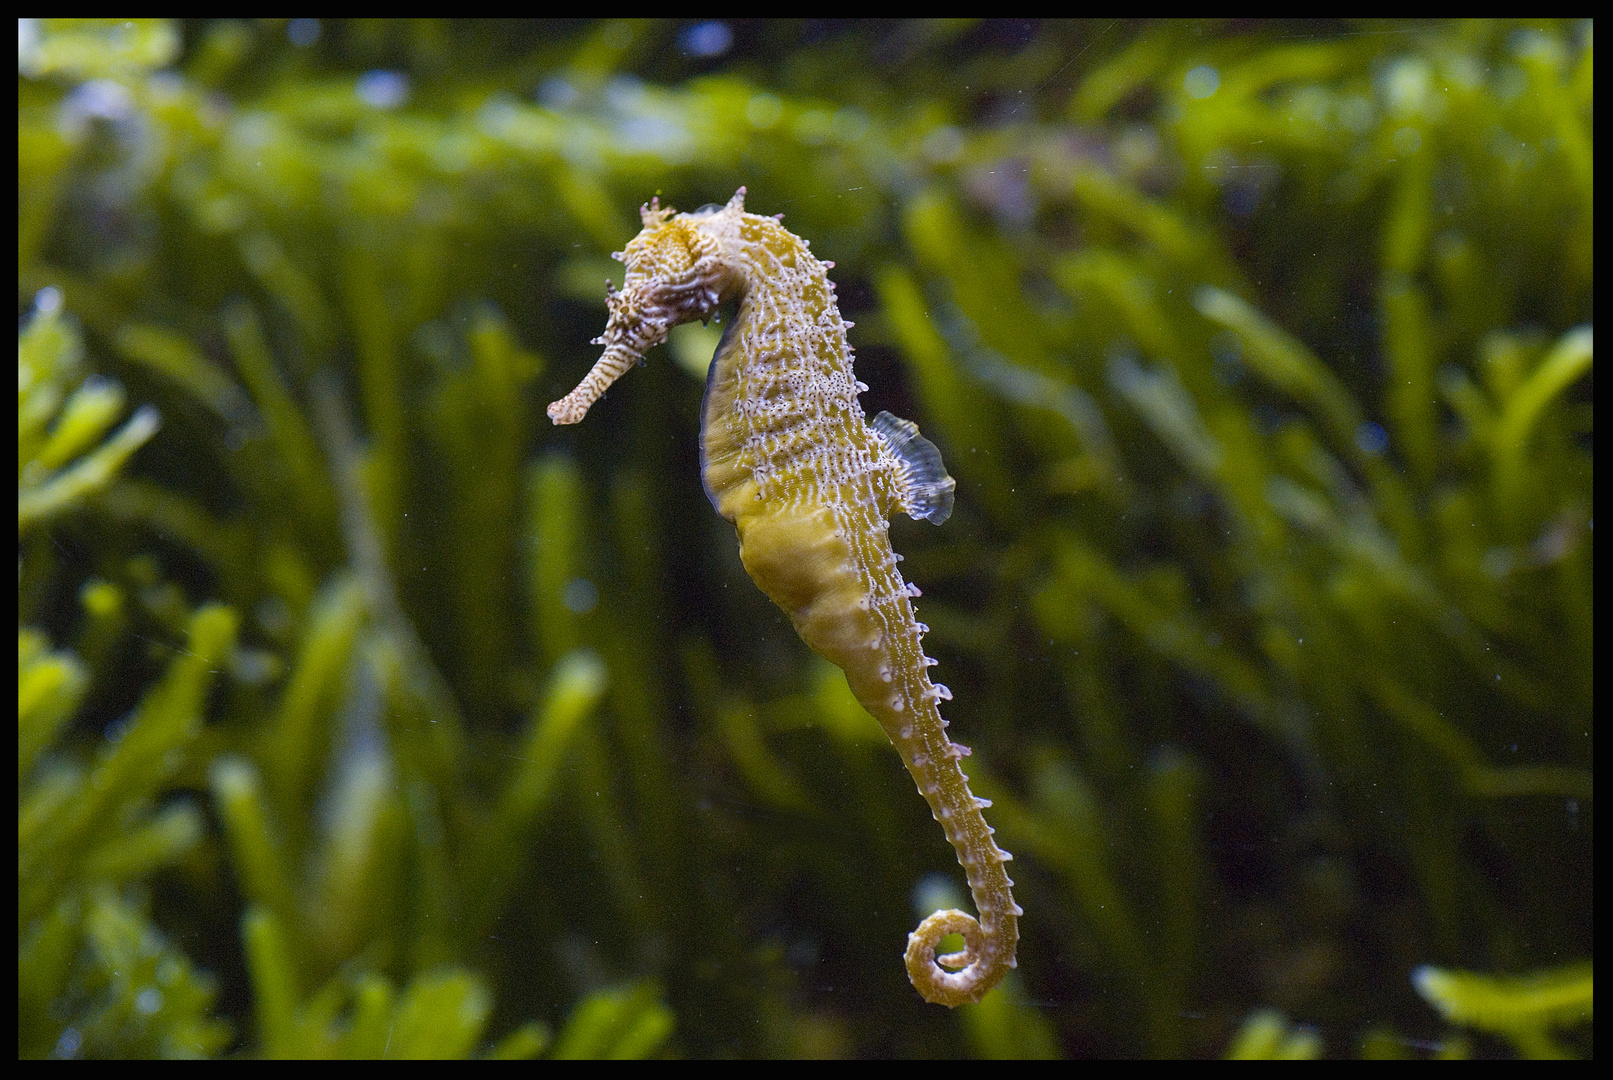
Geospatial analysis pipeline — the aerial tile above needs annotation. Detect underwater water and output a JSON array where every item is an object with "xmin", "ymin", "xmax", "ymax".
[{"xmin": 20, "ymin": 19, "xmax": 1591, "ymax": 1058}]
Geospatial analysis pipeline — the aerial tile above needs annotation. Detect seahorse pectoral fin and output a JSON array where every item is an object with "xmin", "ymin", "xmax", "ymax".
[{"xmin": 871, "ymin": 410, "xmax": 956, "ymax": 525}]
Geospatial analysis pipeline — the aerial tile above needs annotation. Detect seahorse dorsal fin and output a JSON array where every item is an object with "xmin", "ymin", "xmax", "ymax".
[{"xmin": 872, "ymin": 410, "xmax": 956, "ymax": 525}]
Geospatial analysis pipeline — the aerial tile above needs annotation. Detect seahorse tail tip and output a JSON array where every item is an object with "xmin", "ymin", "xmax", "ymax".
[{"xmin": 904, "ymin": 908, "xmax": 1009, "ymax": 1007}]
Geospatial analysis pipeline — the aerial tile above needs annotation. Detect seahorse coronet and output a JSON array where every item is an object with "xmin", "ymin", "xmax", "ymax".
[{"xmin": 548, "ymin": 188, "xmax": 1019, "ymax": 1006}]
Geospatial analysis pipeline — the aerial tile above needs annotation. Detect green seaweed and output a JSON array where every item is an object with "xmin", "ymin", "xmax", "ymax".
[
  {"xmin": 19, "ymin": 19, "xmax": 1590, "ymax": 1058},
  {"xmin": 1225, "ymin": 1008, "xmax": 1322, "ymax": 1059},
  {"xmin": 1413, "ymin": 961, "xmax": 1592, "ymax": 1059}
]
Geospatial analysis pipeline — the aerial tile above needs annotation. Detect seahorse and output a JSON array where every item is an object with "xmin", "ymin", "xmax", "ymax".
[{"xmin": 548, "ymin": 188, "xmax": 1019, "ymax": 1007}]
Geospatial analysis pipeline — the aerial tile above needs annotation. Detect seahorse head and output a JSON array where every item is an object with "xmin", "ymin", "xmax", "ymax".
[
  {"xmin": 604, "ymin": 192, "xmax": 745, "ymax": 345},
  {"xmin": 547, "ymin": 190, "xmax": 746, "ymax": 425}
]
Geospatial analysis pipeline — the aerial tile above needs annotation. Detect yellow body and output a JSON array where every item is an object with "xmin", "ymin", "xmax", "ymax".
[{"xmin": 549, "ymin": 189, "xmax": 1018, "ymax": 1006}]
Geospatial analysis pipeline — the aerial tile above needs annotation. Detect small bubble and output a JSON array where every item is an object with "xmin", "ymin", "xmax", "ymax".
[
  {"xmin": 355, "ymin": 70, "xmax": 409, "ymax": 110},
  {"xmin": 69, "ymin": 79, "xmax": 135, "ymax": 121},
  {"xmin": 563, "ymin": 578, "xmax": 598, "ymax": 614},
  {"xmin": 537, "ymin": 77, "xmax": 578, "ymax": 111},
  {"xmin": 1355, "ymin": 421, "xmax": 1388, "ymax": 455},
  {"xmin": 53, "ymin": 1027, "xmax": 82, "ymax": 1059},
  {"xmin": 832, "ymin": 106, "xmax": 870, "ymax": 143},
  {"xmin": 1210, "ymin": 330, "xmax": 1243, "ymax": 385},
  {"xmin": 1392, "ymin": 125, "xmax": 1423, "ymax": 156},
  {"xmin": 286, "ymin": 18, "xmax": 321, "ymax": 47},
  {"xmin": 912, "ymin": 872, "xmax": 963, "ymax": 918},
  {"xmin": 104, "ymin": 714, "xmax": 133, "ymax": 745},
  {"xmin": 1381, "ymin": 57, "xmax": 1432, "ymax": 119},
  {"xmin": 679, "ymin": 21, "xmax": 732, "ymax": 58},
  {"xmin": 1184, "ymin": 65, "xmax": 1220, "ymax": 100}
]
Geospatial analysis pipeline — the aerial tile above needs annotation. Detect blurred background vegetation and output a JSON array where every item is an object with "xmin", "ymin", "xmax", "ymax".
[{"xmin": 19, "ymin": 19, "xmax": 1591, "ymax": 1058}]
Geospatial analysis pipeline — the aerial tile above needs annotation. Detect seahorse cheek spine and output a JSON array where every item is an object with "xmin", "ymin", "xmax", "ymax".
[{"xmin": 549, "ymin": 188, "xmax": 1019, "ymax": 1007}]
